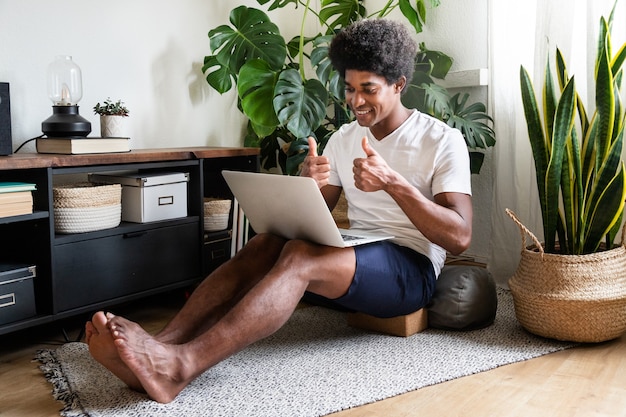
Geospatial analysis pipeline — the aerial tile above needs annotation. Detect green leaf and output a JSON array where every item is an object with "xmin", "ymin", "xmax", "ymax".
[
  {"xmin": 273, "ymin": 68, "xmax": 329, "ymax": 138},
  {"xmin": 560, "ymin": 149, "xmax": 574, "ymax": 253},
  {"xmin": 237, "ymin": 59, "xmax": 280, "ymax": 134},
  {"xmin": 583, "ymin": 164, "xmax": 626, "ymax": 253},
  {"xmin": 584, "ymin": 124, "xmax": 625, "ymax": 246},
  {"xmin": 445, "ymin": 93, "xmax": 495, "ymax": 149},
  {"xmin": 287, "ymin": 35, "xmax": 318, "ymax": 61},
  {"xmin": 286, "ymin": 136, "xmax": 311, "ymax": 175},
  {"xmin": 420, "ymin": 83, "xmax": 451, "ymax": 119},
  {"xmin": 544, "ymin": 77, "xmax": 577, "ymax": 252},
  {"xmin": 319, "ymin": 0, "xmax": 366, "ymax": 32},
  {"xmin": 208, "ymin": 6, "xmax": 286, "ymax": 74},
  {"xmin": 417, "ymin": 44, "xmax": 453, "ymax": 79},
  {"xmin": 310, "ymin": 35, "xmax": 332, "ymax": 82},
  {"xmin": 398, "ymin": 0, "xmax": 423, "ymax": 33},
  {"xmin": 520, "ymin": 66, "xmax": 550, "ymax": 239},
  {"xmin": 611, "ymin": 42, "xmax": 626, "ymax": 77},
  {"xmin": 595, "ymin": 18, "xmax": 616, "ymax": 163},
  {"xmin": 256, "ymin": 0, "xmax": 298, "ymax": 11},
  {"xmin": 310, "ymin": 35, "xmax": 344, "ymax": 103},
  {"xmin": 544, "ymin": 56, "xmax": 558, "ymax": 147},
  {"xmin": 243, "ymin": 122, "xmax": 261, "ymax": 147},
  {"xmin": 202, "ymin": 55, "xmax": 233, "ymax": 94}
]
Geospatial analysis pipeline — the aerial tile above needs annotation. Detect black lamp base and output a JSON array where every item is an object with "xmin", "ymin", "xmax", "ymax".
[{"xmin": 42, "ymin": 105, "xmax": 91, "ymax": 137}]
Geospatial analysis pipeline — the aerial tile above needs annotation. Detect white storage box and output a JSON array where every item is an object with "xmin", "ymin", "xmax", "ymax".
[{"xmin": 90, "ymin": 172, "xmax": 189, "ymax": 223}]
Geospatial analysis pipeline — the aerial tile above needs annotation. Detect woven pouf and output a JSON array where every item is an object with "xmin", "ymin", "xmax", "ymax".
[
  {"xmin": 54, "ymin": 182, "xmax": 122, "ymax": 233},
  {"xmin": 203, "ymin": 198, "xmax": 231, "ymax": 231},
  {"xmin": 507, "ymin": 209, "xmax": 626, "ymax": 343}
]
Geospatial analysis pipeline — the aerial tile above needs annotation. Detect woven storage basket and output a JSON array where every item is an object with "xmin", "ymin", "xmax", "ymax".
[
  {"xmin": 506, "ymin": 208, "xmax": 626, "ymax": 343},
  {"xmin": 54, "ymin": 182, "xmax": 122, "ymax": 233},
  {"xmin": 203, "ymin": 198, "xmax": 231, "ymax": 231}
]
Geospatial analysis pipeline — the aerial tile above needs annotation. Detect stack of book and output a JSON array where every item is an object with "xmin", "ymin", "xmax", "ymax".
[{"xmin": 0, "ymin": 182, "xmax": 36, "ymax": 218}]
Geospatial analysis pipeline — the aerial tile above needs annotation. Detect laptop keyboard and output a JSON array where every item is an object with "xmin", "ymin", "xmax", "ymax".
[{"xmin": 341, "ymin": 234, "xmax": 361, "ymax": 242}]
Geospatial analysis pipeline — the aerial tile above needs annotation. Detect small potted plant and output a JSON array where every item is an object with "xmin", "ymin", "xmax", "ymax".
[{"xmin": 93, "ymin": 98, "xmax": 129, "ymax": 137}]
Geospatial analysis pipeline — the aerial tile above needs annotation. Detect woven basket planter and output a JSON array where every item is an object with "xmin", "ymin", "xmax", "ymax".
[
  {"xmin": 203, "ymin": 198, "xmax": 231, "ymax": 231},
  {"xmin": 506, "ymin": 209, "xmax": 626, "ymax": 343},
  {"xmin": 54, "ymin": 182, "xmax": 122, "ymax": 233}
]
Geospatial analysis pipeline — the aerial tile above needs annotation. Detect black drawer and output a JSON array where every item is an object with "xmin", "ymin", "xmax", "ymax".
[
  {"xmin": 52, "ymin": 222, "xmax": 200, "ymax": 313},
  {"xmin": 203, "ymin": 237, "xmax": 231, "ymax": 275}
]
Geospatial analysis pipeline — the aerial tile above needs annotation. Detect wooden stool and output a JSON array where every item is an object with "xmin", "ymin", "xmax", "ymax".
[{"xmin": 347, "ymin": 308, "xmax": 428, "ymax": 337}]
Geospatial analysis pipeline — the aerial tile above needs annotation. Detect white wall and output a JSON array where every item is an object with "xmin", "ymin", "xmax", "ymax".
[
  {"xmin": 0, "ymin": 0, "xmax": 269, "ymax": 150},
  {"xmin": 1, "ymin": 0, "xmax": 490, "ymax": 260}
]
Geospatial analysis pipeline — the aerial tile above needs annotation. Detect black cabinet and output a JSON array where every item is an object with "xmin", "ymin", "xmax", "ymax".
[
  {"xmin": 52, "ymin": 221, "xmax": 200, "ymax": 313},
  {"xmin": 0, "ymin": 148, "xmax": 259, "ymax": 335}
]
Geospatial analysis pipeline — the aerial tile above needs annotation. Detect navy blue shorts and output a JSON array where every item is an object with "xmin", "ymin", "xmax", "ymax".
[{"xmin": 304, "ymin": 240, "xmax": 436, "ymax": 318}]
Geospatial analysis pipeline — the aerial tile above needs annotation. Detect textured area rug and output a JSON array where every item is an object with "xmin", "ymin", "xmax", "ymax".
[{"xmin": 37, "ymin": 289, "xmax": 576, "ymax": 417}]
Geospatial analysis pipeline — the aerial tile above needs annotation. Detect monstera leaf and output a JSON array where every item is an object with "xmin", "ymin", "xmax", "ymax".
[
  {"xmin": 310, "ymin": 35, "xmax": 343, "ymax": 101},
  {"xmin": 202, "ymin": 55, "xmax": 234, "ymax": 94},
  {"xmin": 238, "ymin": 59, "xmax": 281, "ymax": 136},
  {"xmin": 273, "ymin": 69, "xmax": 329, "ymax": 138},
  {"xmin": 446, "ymin": 93, "xmax": 495, "ymax": 174},
  {"xmin": 257, "ymin": 0, "xmax": 299, "ymax": 11},
  {"xmin": 319, "ymin": 0, "xmax": 366, "ymax": 32},
  {"xmin": 205, "ymin": 6, "xmax": 286, "ymax": 93},
  {"xmin": 446, "ymin": 93, "xmax": 495, "ymax": 150}
]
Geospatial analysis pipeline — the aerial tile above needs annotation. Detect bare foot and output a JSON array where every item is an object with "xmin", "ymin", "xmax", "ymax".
[
  {"xmin": 109, "ymin": 315, "xmax": 194, "ymax": 403},
  {"xmin": 85, "ymin": 312, "xmax": 144, "ymax": 392}
]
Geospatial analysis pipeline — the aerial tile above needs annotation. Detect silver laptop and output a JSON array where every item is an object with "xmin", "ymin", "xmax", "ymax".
[{"xmin": 221, "ymin": 170, "xmax": 393, "ymax": 247}]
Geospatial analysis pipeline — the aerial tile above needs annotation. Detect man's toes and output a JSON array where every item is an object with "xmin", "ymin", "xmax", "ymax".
[
  {"xmin": 91, "ymin": 311, "xmax": 109, "ymax": 332},
  {"xmin": 85, "ymin": 321, "xmax": 96, "ymax": 343}
]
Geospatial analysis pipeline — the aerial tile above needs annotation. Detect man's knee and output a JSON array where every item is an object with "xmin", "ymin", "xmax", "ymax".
[{"xmin": 242, "ymin": 233, "xmax": 286, "ymax": 251}]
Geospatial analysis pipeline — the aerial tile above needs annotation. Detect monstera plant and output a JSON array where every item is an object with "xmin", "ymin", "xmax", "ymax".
[
  {"xmin": 519, "ymin": 10, "xmax": 626, "ymax": 254},
  {"xmin": 203, "ymin": 0, "xmax": 494, "ymax": 175}
]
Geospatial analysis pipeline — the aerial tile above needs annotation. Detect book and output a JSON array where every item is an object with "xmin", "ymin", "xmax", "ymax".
[
  {"xmin": 0, "ymin": 190, "xmax": 33, "ymax": 204},
  {"xmin": 36, "ymin": 137, "xmax": 131, "ymax": 154},
  {"xmin": 0, "ymin": 182, "xmax": 37, "ymax": 193},
  {"xmin": 0, "ymin": 200, "xmax": 33, "ymax": 218}
]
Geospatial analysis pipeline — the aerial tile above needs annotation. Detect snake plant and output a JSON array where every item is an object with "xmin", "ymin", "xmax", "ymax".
[
  {"xmin": 202, "ymin": 0, "xmax": 494, "ymax": 175},
  {"xmin": 519, "ymin": 10, "xmax": 626, "ymax": 254}
]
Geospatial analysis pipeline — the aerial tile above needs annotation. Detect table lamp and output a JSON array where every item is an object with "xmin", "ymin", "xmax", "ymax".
[{"xmin": 41, "ymin": 55, "xmax": 91, "ymax": 137}]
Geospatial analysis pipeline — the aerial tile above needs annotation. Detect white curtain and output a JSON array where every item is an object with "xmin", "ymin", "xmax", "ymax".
[{"xmin": 487, "ymin": 0, "xmax": 626, "ymax": 287}]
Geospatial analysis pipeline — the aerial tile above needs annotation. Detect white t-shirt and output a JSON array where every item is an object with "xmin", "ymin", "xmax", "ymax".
[{"xmin": 323, "ymin": 109, "xmax": 472, "ymax": 276}]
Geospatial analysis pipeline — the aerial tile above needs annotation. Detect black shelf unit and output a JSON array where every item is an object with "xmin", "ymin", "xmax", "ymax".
[{"xmin": 0, "ymin": 149, "xmax": 259, "ymax": 335}]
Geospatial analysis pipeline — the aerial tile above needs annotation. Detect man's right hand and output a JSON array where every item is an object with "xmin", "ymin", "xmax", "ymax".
[{"xmin": 300, "ymin": 136, "xmax": 330, "ymax": 189}]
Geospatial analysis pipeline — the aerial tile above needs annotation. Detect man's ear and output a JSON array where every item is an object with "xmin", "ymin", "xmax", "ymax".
[{"xmin": 395, "ymin": 76, "xmax": 407, "ymax": 93}]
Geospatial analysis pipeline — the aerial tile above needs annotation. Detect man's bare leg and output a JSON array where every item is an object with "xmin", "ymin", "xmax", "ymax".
[
  {"xmin": 108, "ymin": 238, "xmax": 356, "ymax": 403},
  {"xmin": 86, "ymin": 233, "xmax": 287, "ymax": 391},
  {"xmin": 153, "ymin": 233, "xmax": 289, "ymax": 344}
]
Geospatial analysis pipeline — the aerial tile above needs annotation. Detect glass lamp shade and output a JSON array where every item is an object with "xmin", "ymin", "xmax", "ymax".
[
  {"xmin": 41, "ymin": 55, "xmax": 91, "ymax": 137},
  {"xmin": 47, "ymin": 55, "xmax": 83, "ymax": 105}
]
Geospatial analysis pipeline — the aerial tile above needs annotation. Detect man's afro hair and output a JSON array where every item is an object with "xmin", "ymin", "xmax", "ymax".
[{"xmin": 328, "ymin": 19, "xmax": 418, "ymax": 85}]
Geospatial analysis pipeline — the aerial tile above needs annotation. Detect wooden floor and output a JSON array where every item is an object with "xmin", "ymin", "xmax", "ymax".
[{"xmin": 1, "ymin": 291, "xmax": 625, "ymax": 417}]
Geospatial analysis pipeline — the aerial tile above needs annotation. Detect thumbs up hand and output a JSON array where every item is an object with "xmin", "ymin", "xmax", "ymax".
[
  {"xmin": 301, "ymin": 136, "xmax": 330, "ymax": 189},
  {"xmin": 361, "ymin": 136, "xmax": 377, "ymax": 157},
  {"xmin": 353, "ymin": 136, "xmax": 390, "ymax": 192}
]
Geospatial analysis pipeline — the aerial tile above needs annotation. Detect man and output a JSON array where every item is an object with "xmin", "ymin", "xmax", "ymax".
[{"xmin": 86, "ymin": 18, "xmax": 472, "ymax": 403}]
